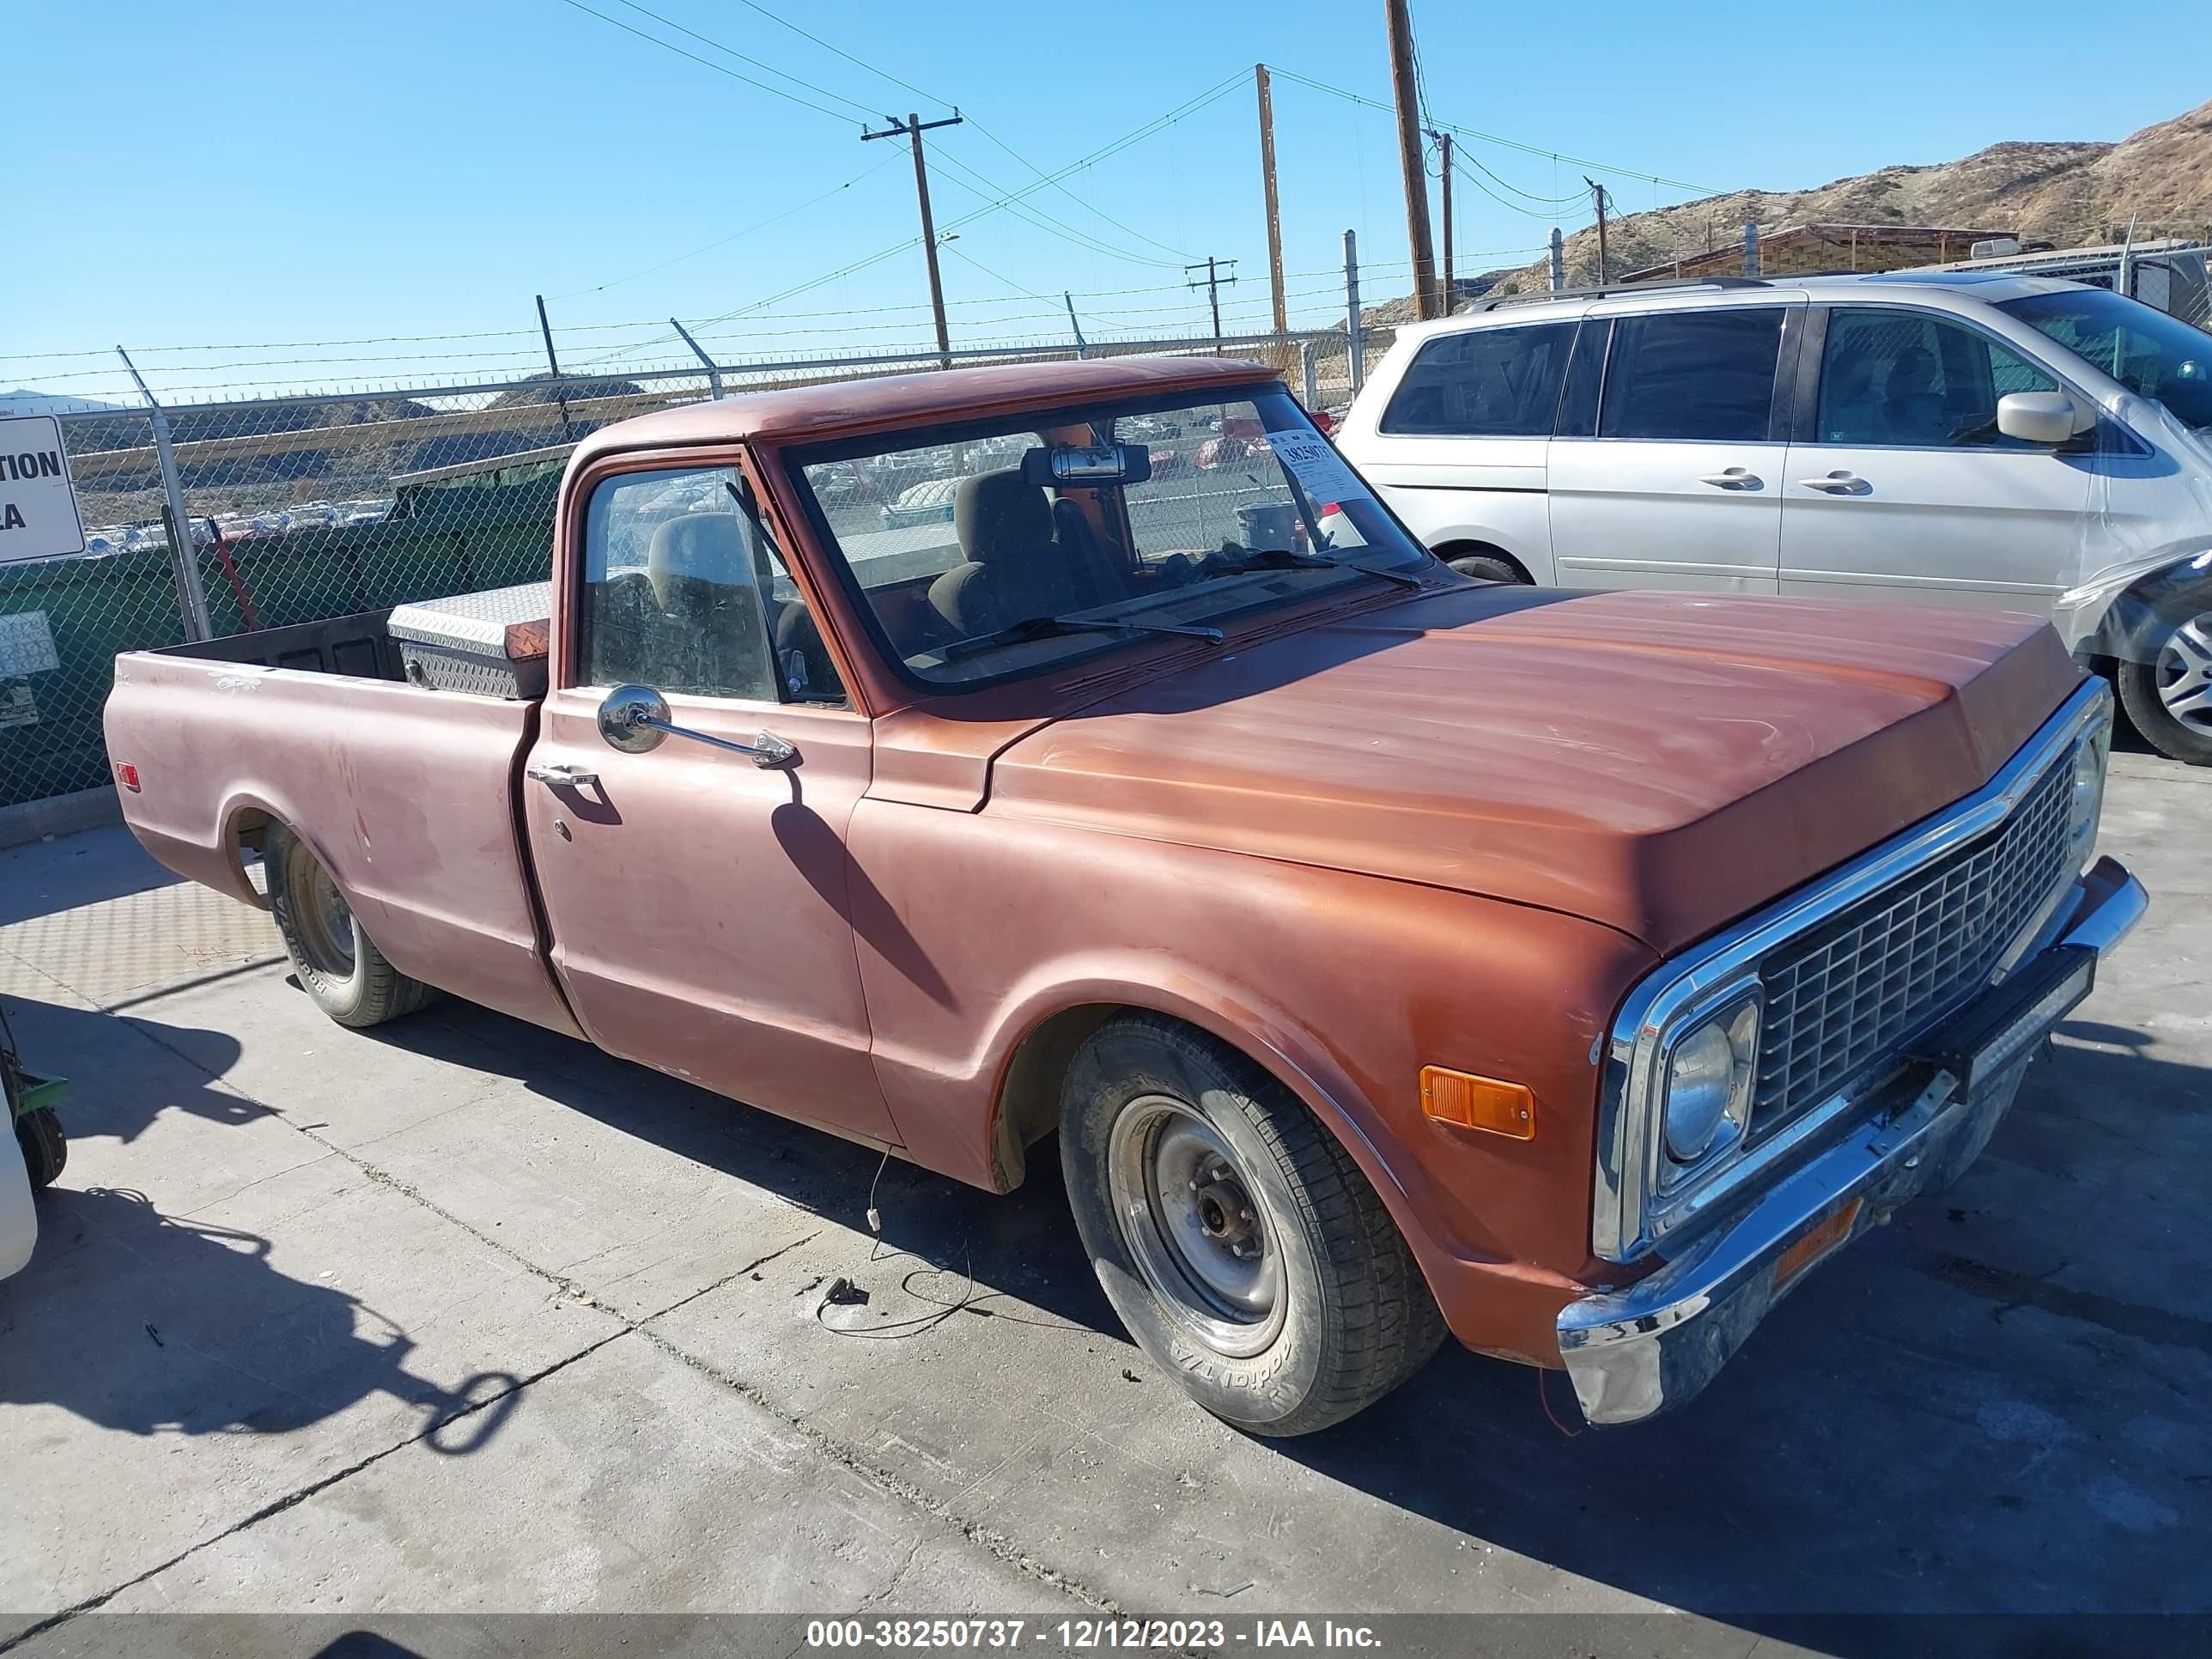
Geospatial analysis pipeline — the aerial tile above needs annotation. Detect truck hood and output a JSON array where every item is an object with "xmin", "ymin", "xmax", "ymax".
[{"xmin": 988, "ymin": 586, "xmax": 2082, "ymax": 953}]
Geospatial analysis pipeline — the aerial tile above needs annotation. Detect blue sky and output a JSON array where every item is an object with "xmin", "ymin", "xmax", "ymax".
[{"xmin": 10, "ymin": 0, "xmax": 2210, "ymax": 403}]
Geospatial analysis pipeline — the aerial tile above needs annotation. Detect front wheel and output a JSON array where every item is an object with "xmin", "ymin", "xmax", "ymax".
[
  {"xmin": 1060, "ymin": 1015, "xmax": 1445, "ymax": 1436},
  {"xmin": 2116, "ymin": 598, "xmax": 2212, "ymax": 764},
  {"xmin": 264, "ymin": 823, "xmax": 437, "ymax": 1028}
]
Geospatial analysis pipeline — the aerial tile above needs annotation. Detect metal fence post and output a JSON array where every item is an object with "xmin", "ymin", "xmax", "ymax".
[
  {"xmin": 1300, "ymin": 339, "xmax": 1320, "ymax": 409},
  {"xmin": 669, "ymin": 317, "xmax": 725, "ymax": 399},
  {"xmin": 1344, "ymin": 229, "xmax": 1364, "ymax": 395},
  {"xmin": 116, "ymin": 347, "xmax": 213, "ymax": 642}
]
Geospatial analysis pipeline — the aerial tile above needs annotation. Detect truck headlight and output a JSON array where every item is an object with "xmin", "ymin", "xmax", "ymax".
[
  {"xmin": 2069, "ymin": 709, "xmax": 2111, "ymax": 870},
  {"xmin": 1661, "ymin": 997, "xmax": 1759, "ymax": 1176}
]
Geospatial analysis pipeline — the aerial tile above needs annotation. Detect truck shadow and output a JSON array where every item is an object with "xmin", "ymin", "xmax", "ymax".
[
  {"xmin": 1275, "ymin": 1030, "xmax": 2212, "ymax": 1642},
  {"xmin": 358, "ymin": 1000, "xmax": 1121, "ymax": 1340},
  {"xmin": 0, "ymin": 825, "xmax": 182, "ymax": 930},
  {"xmin": 0, "ymin": 1187, "xmax": 519, "ymax": 1453}
]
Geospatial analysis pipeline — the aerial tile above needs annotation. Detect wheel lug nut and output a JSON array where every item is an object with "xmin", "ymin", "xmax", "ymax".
[{"xmin": 1239, "ymin": 1207, "xmax": 1255, "ymax": 1224}]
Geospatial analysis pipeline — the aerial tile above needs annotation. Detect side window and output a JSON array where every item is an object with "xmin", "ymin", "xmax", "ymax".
[
  {"xmin": 1380, "ymin": 322, "xmax": 1575, "ymax": 436},
  {"xmin": 1597, "ymin": 308, "xmax": 1785, "ymax": 442},
  {"xmin": 579, "ymin": 465, "xmax": 840, "ymax": 703},
  {"xmin": 1814, "ymin": 308, "xmax": 2058, "ymax": 448}
]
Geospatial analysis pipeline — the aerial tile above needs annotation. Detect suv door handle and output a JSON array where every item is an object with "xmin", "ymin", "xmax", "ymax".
[
  {"xmin": 526, "ymin": 762, "xmax": 600, "ymax": 788},
  {"xmin": 1798, "ymin": 471, "xmax": 1870, "ymax": 495},
  {"xmin": 1697, "ymin": 468, "xmax": 1762, "ymax": 489}
]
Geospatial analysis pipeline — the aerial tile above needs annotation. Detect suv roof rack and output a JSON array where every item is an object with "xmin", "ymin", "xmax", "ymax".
[{"xmin": 1464, "ymin": 275, "xmax": 1771, "ymax": 313}]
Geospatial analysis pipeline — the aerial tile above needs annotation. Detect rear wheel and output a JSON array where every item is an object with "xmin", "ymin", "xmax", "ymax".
[
  {"xmin": 1060, "ymin": 1014, "xmax": 1445, "ymax": 1436},
  {"xmin": 264, "ymin": 823, "xmax": 436, "ymax": 1028},
  {"xmin": 2116, "ymin": 592, "xmax": 2212, "ymax": 765}
]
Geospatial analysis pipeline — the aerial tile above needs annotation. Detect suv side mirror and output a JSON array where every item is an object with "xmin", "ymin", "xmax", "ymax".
[{"xmin": 1997, "ymin": 391, "xmax": 2094, "ymax": 447}]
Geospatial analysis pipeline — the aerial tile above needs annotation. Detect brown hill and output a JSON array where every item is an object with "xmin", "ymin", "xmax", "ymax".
[{"xmin": 1443, "ymin": 97, "xmax": 2212, "ymax": 301}]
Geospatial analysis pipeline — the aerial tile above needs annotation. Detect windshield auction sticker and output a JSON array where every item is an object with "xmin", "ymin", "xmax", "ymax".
[
  {"xmin": 0, "ymin": 415, "xmax": 88, "ymax": 565},
  {"xmin": 1267, "ymin": 429, "xmax": 1373, "ymax": 507}
]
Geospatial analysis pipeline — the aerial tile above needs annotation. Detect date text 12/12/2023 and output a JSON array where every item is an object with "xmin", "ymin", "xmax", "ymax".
[{"xmin": 804, "ymin": 1620, "xmax": 1383, "ymax": 1650}]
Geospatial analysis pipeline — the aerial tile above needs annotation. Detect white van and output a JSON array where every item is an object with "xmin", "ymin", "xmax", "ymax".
[{"xmin": 1335, "ymin": 273, "xmax": 2212, "ymax": 762}]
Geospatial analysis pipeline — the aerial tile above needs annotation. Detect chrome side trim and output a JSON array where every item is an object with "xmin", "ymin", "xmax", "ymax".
[{"xmin": 1590, "ymin": 678, "xmax": 2112, "ymax": 1263}]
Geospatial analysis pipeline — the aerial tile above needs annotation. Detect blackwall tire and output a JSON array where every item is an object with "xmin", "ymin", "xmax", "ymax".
[
  {"xmin": 1060, "ymin": 1014, "xmax": 1445, "ymax": 1436},
  {"xmin": 2116, "ymin": 596, "xmax": 2212, "ymax": 765},
  {"xmin": 1446, "ymin": 553, "xmax": 1526, "ymax": 585},
  {"xmin": 264, "ymin": 823, "xmax": 436, "ymax": 1029},
  {"xmin": 15, "ymin": 1106, "xmax": 65, "ymax": 1191}
]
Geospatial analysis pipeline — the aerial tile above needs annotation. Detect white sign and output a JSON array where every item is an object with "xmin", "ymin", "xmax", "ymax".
[
  {"xmin": 0, "ymin": 415, "xmax": 88, "ymax": 565},
  {"xmin": 1266, "ymin": 428, "xmax": 1373, "ymax": 507}
]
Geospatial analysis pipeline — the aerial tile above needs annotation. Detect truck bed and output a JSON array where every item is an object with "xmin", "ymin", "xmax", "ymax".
[{"xmin": 106, "ymin": 611, "xmax": 580, "ymax": 1037}]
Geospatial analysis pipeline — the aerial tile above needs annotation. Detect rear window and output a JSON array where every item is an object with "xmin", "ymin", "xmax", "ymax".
[
  {"xmin": 1597, "ymin": 308, "xmax": 1785, "ymax": 442},
  {"xmin": 1380, "ymin": 322, "xmax": 1575, "ymax": 436}
]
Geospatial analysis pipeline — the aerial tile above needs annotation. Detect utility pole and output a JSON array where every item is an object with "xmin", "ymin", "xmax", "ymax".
[
  {"xmin": 1187, "ymin": 257, "xmax": 1237, "ymax": 354},
  {"xmin": 536, "ymin": 294, "xmax": 573, "ymax": 441},
  {"xmin": 1255, "ymin": 64, "xmax": 1287, "ymax": 336},
  {"xmin": 1386, "ymin": 0, "xmax": 1440, "ymax": 319},
  {"xmin": 1584, "ymin": 178, "xmax": 1610, "ymax": 286},
  {"xmin": 863, "ymin": 110, "xmax": 964, "ymax": 370},
  {"xmin": 1548, "ymin": 227, "xmax": 1565, "ymax": 291},
  {"xmin": 1429, "ymin": 128, "xmax": 1454, "ymax": 310},
  {"xmin": 1343, "ymin": 228, "xmax": 1364, "ymax": 393}
]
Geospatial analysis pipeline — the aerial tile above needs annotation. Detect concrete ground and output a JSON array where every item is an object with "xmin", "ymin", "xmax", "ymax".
[{"xmin": 1, "ymin": 749, "xmax": 2207, "ymax": 1655}]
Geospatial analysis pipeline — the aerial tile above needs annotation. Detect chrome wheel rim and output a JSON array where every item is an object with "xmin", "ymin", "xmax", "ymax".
[
  {"xmin": 2155, "ymin": 614, "xmax": 2212, "ymax": 735},
  {"xmin": 292, "ymin": 856, "xmax": 357, "ymax": 979},
  {"xmin": 1106, "ymin": 1095, "xmax": 1285, "ymax": 1358}
]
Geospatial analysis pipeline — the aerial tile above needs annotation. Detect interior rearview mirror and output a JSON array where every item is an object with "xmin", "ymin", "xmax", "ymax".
[
  {"xmin": 1996, "ymin": 391, "xmax": 2093, "ymax": 447},
  {"xmin": 1021, "ymin": 442, "xmax": 1152, "ymax": 488}
]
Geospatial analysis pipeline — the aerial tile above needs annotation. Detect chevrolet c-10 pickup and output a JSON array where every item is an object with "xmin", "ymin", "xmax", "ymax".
[{"xmin": 106, "ymin": 355, "xmax": 2146, "ymax": 1431}]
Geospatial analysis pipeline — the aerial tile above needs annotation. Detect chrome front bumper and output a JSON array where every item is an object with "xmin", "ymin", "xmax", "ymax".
[{"xmin": 1556, "ymin": 855, "xmax": 2147, "ymax": 1427}]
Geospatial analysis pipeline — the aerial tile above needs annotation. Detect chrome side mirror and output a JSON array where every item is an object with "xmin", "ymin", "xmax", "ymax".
[
  {"xmin": 594, "ymin": 683, "xmax": 799, "ymax": 769},
  {"xmin": 599, "ymin": 684, "xmax": 670, "ymax": 753},
  {"xmin": 1996, "ymin": 391, "xmax": 2092, "ymax": 447}
]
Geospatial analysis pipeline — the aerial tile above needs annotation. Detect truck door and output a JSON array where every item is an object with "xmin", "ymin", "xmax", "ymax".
[
  {"xmin": 520, "ymin": 453, "xmax": 897, "ymax": 1147},
  {"xmin": 1778, "ymin": 306, "xmax": 2094, "ymax": 615},
  {"xmin": 1546, "ymin": 303, "xmax": 1796, "ymax": 593}
]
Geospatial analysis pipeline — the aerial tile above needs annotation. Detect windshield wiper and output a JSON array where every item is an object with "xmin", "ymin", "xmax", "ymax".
[
  {"xmin": 1214, "ymin": 547, "xmax": 1424, "ymax": 590},
  {"xmin": 938, "ymin": 612, "xmax": 1224, "ymax": 663}
]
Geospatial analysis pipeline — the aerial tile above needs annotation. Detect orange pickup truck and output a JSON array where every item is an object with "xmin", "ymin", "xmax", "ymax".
[{"xmin": 106, "ymin": 356, "xmax": 2145, "ymax": 1432}]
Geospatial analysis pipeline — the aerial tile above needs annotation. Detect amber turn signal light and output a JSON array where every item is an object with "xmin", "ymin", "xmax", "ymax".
[{"xmin": 1419, "ymin": 1066, "xmax": 1535, "ymax": 1139}]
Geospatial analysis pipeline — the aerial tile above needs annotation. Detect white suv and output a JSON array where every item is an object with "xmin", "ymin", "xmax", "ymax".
[{"xmin": 1335, "ymin": 272, "xmax": 2212, "ymax": 762}]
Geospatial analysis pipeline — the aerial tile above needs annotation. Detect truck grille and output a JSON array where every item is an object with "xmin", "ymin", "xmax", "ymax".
[{"xmin": 1751, "ymin": 756, "xmax": 2075, "ymax": 1137}]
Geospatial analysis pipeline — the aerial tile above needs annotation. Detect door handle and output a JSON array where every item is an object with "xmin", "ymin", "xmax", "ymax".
[
  {"xmin": 526, "ymin": 763, "xmax": 599, "ymax": 788},
  {"xmin": 1798, "ymin": 471, "xmax": 1870, "ymax": 495},
  {"xmin": 1697, "ymin": 468, "xmax": 1762, "ymax": 490}
]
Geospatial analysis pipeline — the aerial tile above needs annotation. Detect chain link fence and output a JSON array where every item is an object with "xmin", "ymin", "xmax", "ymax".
[{"xmin": 4, "ymin": 330, "xmax": 1352, "ymax": 813}]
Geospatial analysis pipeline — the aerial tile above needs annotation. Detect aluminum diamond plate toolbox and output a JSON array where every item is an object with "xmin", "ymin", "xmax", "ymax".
[{"xmin": 387, "ymin": 582, "xmax": 551, "ymax": 699}]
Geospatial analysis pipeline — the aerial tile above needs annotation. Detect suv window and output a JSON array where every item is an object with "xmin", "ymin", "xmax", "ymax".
[
  {"xmin": 1815, "ymin": 307, "xmax": 2058, "ymax": 448},
  {"xmin": 1597, "ymin": 308, "xmax": 1784, "ymax": 442},
  {"xmin": 578, "ymin": 465, "xmax": 841, "ymax": 703},
  {"xmin": 1381, "ymin": 322, "xmax": 1575, "ymax": 436}
]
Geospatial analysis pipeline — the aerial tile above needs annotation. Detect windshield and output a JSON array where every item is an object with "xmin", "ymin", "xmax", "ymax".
[
  {"xmin": 1997, "ymin": 287, "xmax": 2212, "ymax": 430},
  {"xmin": 790, "ymin": 385, "xmax": 1429, "ymax": 687}
]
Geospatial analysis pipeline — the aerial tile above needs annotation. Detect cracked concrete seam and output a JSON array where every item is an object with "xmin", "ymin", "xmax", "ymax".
[{"xmin": 22, "ymin": 1012, "xmax": 1118, "ymax": 1635}]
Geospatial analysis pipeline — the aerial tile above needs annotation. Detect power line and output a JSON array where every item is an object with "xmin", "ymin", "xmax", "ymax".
[
  {"xmin": 720, "ymin": 0, "xmax": 1207, "ymax": 260},
  {"xmin": 551, "ymin": 0, "xmax": 863, "ymax": 123},
  {"xmin": 1266, "ymin": 64, "xmax": 1729, "ymax": 198},
  {"xmin": 550, "ymin": 154, "xmax": 908, "ymax": 299}
]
